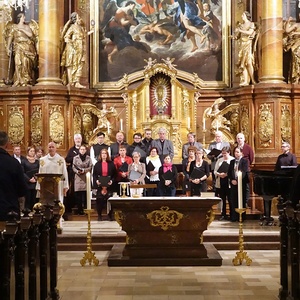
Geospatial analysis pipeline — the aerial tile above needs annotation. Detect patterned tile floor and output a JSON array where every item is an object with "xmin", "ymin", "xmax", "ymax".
[{"xmin": 57, "ymin": 219, "xmax": 281, "ymax": 299}]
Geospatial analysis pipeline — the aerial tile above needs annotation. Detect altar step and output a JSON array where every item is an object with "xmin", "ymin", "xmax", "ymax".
[{"xmin": 57, "ymin": 217, "xmax": 280, "ymax": 252}]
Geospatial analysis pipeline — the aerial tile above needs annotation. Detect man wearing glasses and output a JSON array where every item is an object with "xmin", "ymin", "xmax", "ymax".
[{"xmin": 274, "ymin": 142, "xmax": 297, "ymax": 171}]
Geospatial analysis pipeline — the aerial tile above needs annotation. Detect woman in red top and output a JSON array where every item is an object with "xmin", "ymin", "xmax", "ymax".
[
  {"xmin": 93, "ymin": 149, "xmax": 116, "ymax": 221},
  {"xmin": 113, "ymin": 145, "xmax": 133, "ymax": 195}
]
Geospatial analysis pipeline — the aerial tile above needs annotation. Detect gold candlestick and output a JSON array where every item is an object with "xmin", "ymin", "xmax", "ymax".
[
  {"xmin": 232, "ymin": 208, "xmax": 252, "ymax": 266},
  {"xmin": 80, "ymin": 209, "xmax": 99, "ymax": 266},
  {"xmin": 121, "ymin": 182, "xmax": 128, "ymax": 198}
]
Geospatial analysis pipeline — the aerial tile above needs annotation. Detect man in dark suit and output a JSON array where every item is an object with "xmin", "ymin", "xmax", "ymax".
[
  {"xmin": 12, "ymin": 145, "xmax": 26, "ymax": 164},
  {"xmin": 127, "ymin": 132, "xmax": 147, "ymax": 162},
  {"xmin": 182, "ymin": 132, "xmax": 203, "ymax": 159},
  {"xmin": 110, "ymin": 131, "xmax": 129, "ymax": 161},
  {"xmin": 0, "ymin": 131, "xmax": 27, "ymax": 221},
  {"xmin": 151, "ymin": 127, "xmax": 174, "ymax": 163},
  {"xmin": 228, "ymin": 146, "xmax": 249, "ymax": 222}
]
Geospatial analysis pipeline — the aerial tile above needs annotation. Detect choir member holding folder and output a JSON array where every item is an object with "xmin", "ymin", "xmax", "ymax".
[
  {"xmin": 157, "ymin": 154, "xmax": 178, "ymax": 196},
  {"xmin": 227, "ymin": 146, "xmax": 249, "ymax": 222},
  {"xmin": 214, "ymin": 146, "xmax": 234, "ymax": 221},
  {"xmin": 189, "ymin": 149, "xmax": 210, "ymax": 196},
  {"xmin": 145, "ymin": 147, "xmax": 162, "ymax": 196},
  {"xmin": 128, "ymin": 151, "xmax": 146, "ymax": 196},
  {"xmin": 93, "ymin": 148, "xmax": 116, "ymax": 221},
  {"xmin": 113, "ymin": 145, "xmax": 133, "ymax": 195}
]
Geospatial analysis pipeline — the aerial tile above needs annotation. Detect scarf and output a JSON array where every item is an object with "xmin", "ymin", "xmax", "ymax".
[
  {"xmin": 79, "ymin": 153, "xmax": 86, "ymax": 161},
  {"xmin": 148, "ymin": 154, "xmax": 159, "ymax": 161},
  {"xmin": 163, "ymin": 163, "xmax": 172, "ymax": 173}
]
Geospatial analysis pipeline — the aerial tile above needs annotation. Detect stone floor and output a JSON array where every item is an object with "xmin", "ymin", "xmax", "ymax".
[{"xmin": 57, "ymin": 218, "xmax": 281, "ymax": 299}]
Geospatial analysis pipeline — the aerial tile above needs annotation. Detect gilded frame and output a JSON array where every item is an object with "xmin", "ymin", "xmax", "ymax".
[{"xmin": 90, "ymin": 0, "xmax": 231, "ymax": 90}]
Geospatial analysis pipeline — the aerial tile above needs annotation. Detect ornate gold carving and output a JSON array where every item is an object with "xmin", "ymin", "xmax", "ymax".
[
  {"xmin": 82, "ymin": 109, "xmax": 93, "ymax": 145},
  {"xmin": 146, "ymin": 206, "xmax": 183, "ymax": 231},
  {"xmin": 203, "ymin": 97, "xmax": 239, "ymax": 144},
  {"xmin": 31, "ymin": 105, "xmax": 42, "ymax": 146},
  {"xmin": 240, "ymin": 105, "xmax": 250, "ymax": 141},
  {"xmin": 73, "ymin": 106, "xmax": 82, "ymax": 135},
  {"xmin": 49, "ymin": 105, "xmax": 64, "ymax": 146},
  {"xmin": 8, "ymin": 106, "xmax": 24, "ymax": 145},
  {"xmin": 258, "ymin": 103, "xmax": 273, "ymax": 147},
  {"xmin": 114, "ymin": 210, "xmax": 123, "ymax": 226},
  {"xmin": 281, "ymin": 104, "xmax": 291, "ymax": 142}
]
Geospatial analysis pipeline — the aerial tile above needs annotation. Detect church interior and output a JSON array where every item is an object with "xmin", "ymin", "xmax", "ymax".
[{"xmin": 0, "ymin": 0, "xmax": 299, "ymax": 299}]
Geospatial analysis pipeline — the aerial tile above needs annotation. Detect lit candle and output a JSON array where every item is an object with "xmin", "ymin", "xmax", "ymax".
[
  {"xmin": 187, "ymin": 117, "xmax": 190, "ymax": 129},
  {"xmin": 203, "ymin": 118, "xmax": 206, "ymax": 130},
  {"xmin": 86, "ymin": 172, "xmax": 91, "ymax": 209},
  {"xmin": 120, "ymin": 119, "xmax": 123, "ymax": 131},
  {"xmin": 237, "ymin": 171, "xmax": 243, "ymax": 209}
]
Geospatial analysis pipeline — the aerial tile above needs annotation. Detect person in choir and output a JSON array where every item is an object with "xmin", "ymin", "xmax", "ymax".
[
  {"xmin": 182, "ymin": 132, "xmax": 203, "ymax": 160},
  {"xmin": 127, "ymin": 132, "xmax": 148, "ymax": 162},
  {"xmin": 72, "ymin": 145, "xmax": 92, "ymax": 215},
  {"xmin": 145, "ymin": 146, "xmax": 162, "ymax": 196},
  {"xmin": 274, "ymin": 142, "xmax": 297, "ymax": 171},
  {"xmin": 236, "ymin": 132, "xmax": 254, "ymax": 207},
  {"xmin": 128, "ymin": 151, "xmax": 146, "ymax": 197},
  {"xmin": 35, "ymin": 146, "xmax": 44, "ymax": 160},
  {"xmin": 90, "ymin": 131, "xmax": 110, "ymax": 166},
  {"xmin": 151, "ymin": 127, "xmax": 174, "ymax": 163},
  {"xmin": 12, "ymin": 145, "xmax": 26, "ymax": 164},
  {"xmin": 93, "ymin": 148, "xmax": 116, "ymax": 221},
  {"xmin": 189, "ymin": 149, "xmax": 210, "ymax": 196},
  {"xmin": 142, "ymin": 128, "xmax": 153, "ymax": 155},
  {"xmin": 0, "ymin": 131, "xmax": 27, "ymax": 221},
  {"xmin": 65, "ymin": 133, "xmax": 83, "ymax": 215},
  {"xmin": 21, "ymin": 146, "xmax": 39, "ymax": 210},
  {"xmin": 157, "ymin": 154, "xmax": 178, "ymax": 197},
  {"xmin": 113, "ymin": 145, "xmax": 133, "ymax": 195},
  {"xmin": 227, "ymin": 146, "xmax": 249, "ymax": 222},
  {"xmin": 182, "ymin": 146, "xmax": 197, "ymax": 196},
  {"xmin": 110, "ymin": 131, "xmax": 129, "ymax": 161},
  {"xmin": 207, "ymin": 131, "xmax": 230, "ymax": 191},
  {"xmin": 214, "ymin": 146, "xmax": 234, "ymax": 221}
]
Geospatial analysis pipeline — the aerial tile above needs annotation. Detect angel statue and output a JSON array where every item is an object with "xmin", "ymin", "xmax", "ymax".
[
  {"xmin": 203, "ymin": 97, "xmax": 239, "ymax": 141},
  {"xmin": 4, "ymin": 13, "xmax": 38, "ymax": 87},
  {"xmin": 232, "ymin": 11, "xmax": 259, "ymax": 86},
  {"xmin": 80, "ymin": 103, "xmax": 118, "ymax": 134},
  {"xmin": 60, "ymin": 12, "xmax": 94, "ymax": 88}
]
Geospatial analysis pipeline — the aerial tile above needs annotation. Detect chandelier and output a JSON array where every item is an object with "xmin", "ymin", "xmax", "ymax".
[{"xmin": 4, "ymin": 0, "xmax": 31, "ymax": 10}]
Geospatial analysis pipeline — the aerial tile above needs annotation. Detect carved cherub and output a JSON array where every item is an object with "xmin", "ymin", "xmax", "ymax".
[{"xmin": 161, "ymin": 57, "xmax": 177, "ymax": 70}]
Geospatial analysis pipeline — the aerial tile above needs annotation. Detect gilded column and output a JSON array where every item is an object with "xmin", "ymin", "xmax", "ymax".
[
  {"xmin": 37, "ymin": 0, "xmax": 62, "ymax": 85},
  {"xmin": 259, "ymin": 0, "xmax": 284, "ymax": 83}
]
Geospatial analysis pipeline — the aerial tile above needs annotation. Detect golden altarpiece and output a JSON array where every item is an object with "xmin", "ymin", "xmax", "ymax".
[{"xmin": 0, "ymin": 0, "xmax": 299, "ymax": 171}]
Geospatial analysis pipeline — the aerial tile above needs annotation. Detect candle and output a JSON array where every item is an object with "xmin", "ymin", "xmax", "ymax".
[
  {"xmin": 187, "ymin": 117, "xmax": 190, "ymax": 129},
  {"xmin": 237, "ymin": 171, "xmax": 243, "ymax": 209},
  {"xmin": 203, "ymin": 118, "xmax": 206, "ymax": 130},
  {"xmin": 86, "ymin": 172, "xmax": 91, "ymax": 209},
  {"xmin": 120, "ymin": 119, "xmax": 123, "ymax": 131}
]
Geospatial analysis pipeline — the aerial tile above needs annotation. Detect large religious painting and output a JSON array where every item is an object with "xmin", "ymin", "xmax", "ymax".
[{"xmin": 90, "ymin": 0, "xmax": 230, "ymax": 89}]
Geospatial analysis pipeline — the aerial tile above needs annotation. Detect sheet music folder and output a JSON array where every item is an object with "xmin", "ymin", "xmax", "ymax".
[
  {"xmin": 129, "ymin": 170, "xmax": 141, "ymax": 181},
  {"xmin": 146, "ymin": 160, "xmax": 155, "ymax": 172},
  {"xmin": 190, "ymin": 168, "xmax": 206, "ymax": 180},
  {"xmin": 162, "ymin": 170, "xmax": 173, "ymax": 180},
  {"xmin": 97, "ymin": 176, "xmax": 111, "ymax": 187},
  {"xmin": 217, "ymin": 162, "xmax": 229, "ymax": 173},
  {"xmin": 119, "ymin": 162, "xmax": 128, "ymax": 172},
  {"xmin": 208, "ymin": 148, "xmax": 222, "ymax": 157}
]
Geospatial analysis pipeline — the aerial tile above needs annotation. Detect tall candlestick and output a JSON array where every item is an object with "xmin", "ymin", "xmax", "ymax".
[
  {"xmin": 86, "ymin": 172, "xmax": 91, "ymax": 209},
  {"xmin": 120, "ymin": 119, "xmax": 123, "ymax": 131},
  {"xmin": 237, "ymin": 171, "xmax": 243, "ymax": 209},
  {"xmin": 187, "ymin": 117, "xmax": 191, "ymax": 129}
]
